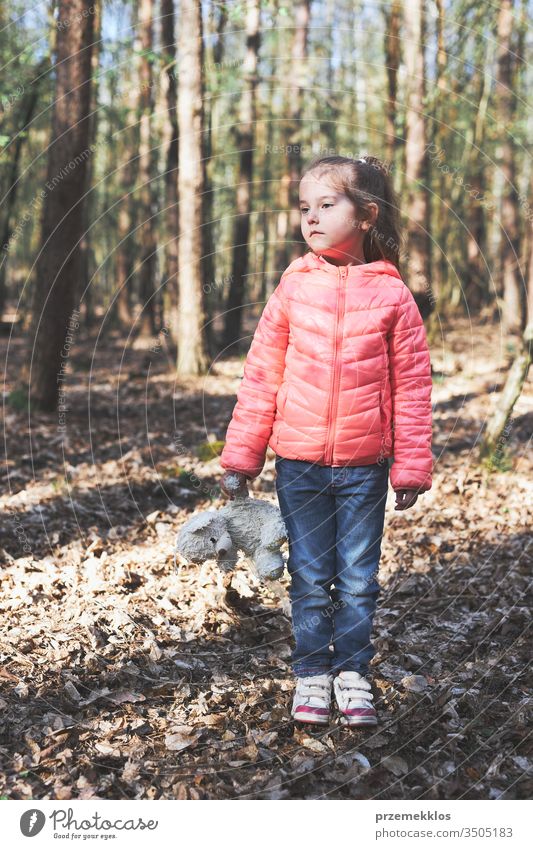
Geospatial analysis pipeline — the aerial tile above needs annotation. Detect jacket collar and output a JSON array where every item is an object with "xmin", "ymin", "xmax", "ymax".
[{"xmin": 297, "ymin": 250, "xmax": 402, "ymax": 280}]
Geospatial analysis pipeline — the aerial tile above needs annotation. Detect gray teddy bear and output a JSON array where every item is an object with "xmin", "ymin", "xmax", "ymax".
[{"xmin": 174, "ymin": 495, "xmax": 287, "ymax": 581}]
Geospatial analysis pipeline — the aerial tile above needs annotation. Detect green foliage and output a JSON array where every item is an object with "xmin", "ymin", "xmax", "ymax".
[
  {"xmin": 196, "ymin": 440, "xmax": 225, "ymax": 462},
  {"xmin": 482, "ymin": 447, "xmax": 514, "ymax": 474},
  {"xmin": 7, "ymin": 387, "xmax": 28, "ymax": 410},
  {"xmin": 227, "ymin": 3, "xmax": 245, "ymax": 23}
]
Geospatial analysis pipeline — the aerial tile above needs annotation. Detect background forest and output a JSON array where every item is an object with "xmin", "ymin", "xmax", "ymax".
[{"xmin": 0, "ymin": 0, "xmax": 531, "ymax": 803}]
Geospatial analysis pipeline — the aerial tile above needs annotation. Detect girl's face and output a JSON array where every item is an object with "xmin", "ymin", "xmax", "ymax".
[{"xmin": 299, "ymin": 172, "xmax": 378, "ymax": 265}]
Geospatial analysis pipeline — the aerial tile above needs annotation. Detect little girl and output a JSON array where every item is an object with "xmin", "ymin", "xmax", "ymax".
[{"xmin": 219, "ymin": 154, "xmax": 433, "ymax": 727}]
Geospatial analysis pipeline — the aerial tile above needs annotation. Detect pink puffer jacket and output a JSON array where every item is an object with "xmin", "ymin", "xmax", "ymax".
[{"xmin": 219, "ymin": 251, "xmax": 433, "ymax": 492}]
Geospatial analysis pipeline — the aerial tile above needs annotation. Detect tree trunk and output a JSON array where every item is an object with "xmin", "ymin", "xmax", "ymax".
[
  {"xmin": 137, "ymin": 0, "xmax": 158, "ymax": 336},
  {"xmin": 258, "ymin": 46, "xmax": 277, "ymax": 304},
  {"xmin": 223, "ymin": 0, "xmax": 261, "ymax": 352},
  {"xmin": 403, "ymin": 0, "xmax": 433, "ymax": 318},
  {"xmin": 274, "ymin": 0, "xmax": 311, "ymax": 273},
  {"xmin": 176, "ymin": 0, "xmax": 210, "ymax": 375},
  {"xmin": 478, "ymin": 324, "xmax": 532, "ymax": 466},
  {"xmin": 464, "ymin": 49, "xmax": 493, "ymax": 313},
  {"xmin": 80, "ymin": 0, "xmax": 101, "ymax": 329},
  {"xmin": 383, "ymin": 0, "xmax": 401, "ymax": 168},
  {"xmin": 161, "ymin": 0, "xmax": 179, "ymax": 343},
  {"xmin": 114, "ymin": 76, "xmax": 139, "ymax": 329},
  {"xmin": 0, "ymin": 60, "xmax": 47, "ymax": 317},
  {"xmin": 480, "ymin": 157, "xmax": 533, "ymax": 464},
  {"xmin": 527, "ymin": 192, "xmax": 533, "ymax": 330},
  {"xmin": 495, "ymin": 0, "xmax": 524, "ymax": 334},
  {"xmin": 29, "ymin": 0, "xmax": 94, "ymax": 411},
  {"xmin": 428, "ymin": 0, "xmax": 446, "ymax": 315},
  {"xmin": 200, "ymin": 0, "xmax": 226, "ymax": 358}
]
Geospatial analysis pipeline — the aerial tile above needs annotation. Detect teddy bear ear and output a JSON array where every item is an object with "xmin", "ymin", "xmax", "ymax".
[{"xmin": 186, "ymin": 512, "xmax": 214, "ymax": 533}]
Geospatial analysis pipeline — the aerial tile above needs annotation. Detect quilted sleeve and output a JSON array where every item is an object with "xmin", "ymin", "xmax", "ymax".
[
  {"xmin": 388, "ymin": 285, "xmax": 433, "ymax": 493},
  {"xmin": 219, "ymin": 278, "xmax": 289, "ymax": 480}
]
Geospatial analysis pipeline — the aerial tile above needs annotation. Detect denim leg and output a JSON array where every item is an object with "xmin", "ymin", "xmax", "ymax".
[
  {"xmin": 275, "ymin": 457, "xmax": 337, "ymax": 677},
  {"xmin": 329, "ymin": 462, "xmax": 389, "ymax": 676}
]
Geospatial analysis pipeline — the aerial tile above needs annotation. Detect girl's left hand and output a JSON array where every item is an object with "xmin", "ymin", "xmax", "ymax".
[{"xmin": 394, "ymin": 488, "xmax": 420, "ymax": 511}]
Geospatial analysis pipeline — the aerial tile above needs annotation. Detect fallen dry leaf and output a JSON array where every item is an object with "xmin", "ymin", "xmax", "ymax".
[{"xmin": 164, "ymin": 726, "xmax": 202, "ymax": 752}]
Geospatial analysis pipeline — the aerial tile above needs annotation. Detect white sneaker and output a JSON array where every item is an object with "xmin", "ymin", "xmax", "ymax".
[
  {"xmin": 333, "ymin": 670, "xmax": 377, "ymax": 726},
  {"xmin": 291, "ymin": 672, "xmax": 334, "ymax": 724}
]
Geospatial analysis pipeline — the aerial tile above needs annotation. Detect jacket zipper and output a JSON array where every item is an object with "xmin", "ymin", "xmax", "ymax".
[
  {"xmin": 324, "ymin": 266, "xmax": 347, "ymax": 464},
  {"xmin": 379, "ymin": 383, "xmax": 386, "ymax": 455}
]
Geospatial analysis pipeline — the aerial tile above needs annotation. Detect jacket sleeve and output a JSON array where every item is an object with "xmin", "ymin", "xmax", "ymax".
[
  {"xmin": 388, "ymin": 285, "xmax": 433, "ymax": 493},
  {"xmin": 219, "ymin": 278, "xmax": 289, "ymax": 480}
]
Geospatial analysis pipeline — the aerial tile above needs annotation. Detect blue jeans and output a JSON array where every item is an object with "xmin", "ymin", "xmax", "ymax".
[{"xmin": 275, "ymin": 455, "xmax": 389, "ymax": 678}]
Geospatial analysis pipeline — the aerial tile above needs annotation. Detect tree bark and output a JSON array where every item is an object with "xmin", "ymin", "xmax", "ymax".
[
  {"xmin": 464, "ymin": 50, "xmax": 493, "ymax": 313},
  {"xmin": 403, "ymin": 0, "xmax": 433, "ymax": 318},
  {"xmin": 274, "ymin": 0, "xmax": 311, "ymax": 273},
  {"xmin": 29, "ymin": 0, "xmax": 95, "ymax": 411},
  {"xmin": 200, "ymin": 0, "xmax": 226, "ymax": 357},
  {"xmin": 480, "ymin": 159, "xmax": 533, "ymax": 463},
  {"xmin": 114, "ymin": 75, "xmax": 139, "ymax": 328},
  {"xmin": 80, "ymin": 0, "xmax": 101, "ymax": 328},
  {"xmin": 478, "ymin": 323, "xmax": 532, "ymax": 465},
  {"xmin": 137, "ymin": 0, "xmax": 158, "ymax": 335},
  {"xmin": 161, "ymin": 0, "xmax": 179, "ymax": 343},
  {"xmin": 176, "ymin": 0, "xmax": 210, "ymax": 375},
  {"xmin": 0, "ymin": 60, "xmax": 48, "ymax": 317},
  {"xmin": 223, "ymin": 0, "xmax": 261, "ymax": 352},
  {"xmin": 495, "ymin": 0, "xmax": 524, "ymax": 334},
  {"xmin": 383, "ymin": 0, "xmax": 401, "ymax": 168}
]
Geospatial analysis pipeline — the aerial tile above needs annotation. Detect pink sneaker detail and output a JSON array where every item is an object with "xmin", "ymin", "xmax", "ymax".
[
  {"xmin": 291, "ymin": 673, "xmax": 333, "ymax": 725},
  {"xmin": 333, "ymin": 671, "xmax": 378, "ymax": 726},
  {"xmin": 293, "ymin": 705, "xmax": 330, "ymax": 715}
]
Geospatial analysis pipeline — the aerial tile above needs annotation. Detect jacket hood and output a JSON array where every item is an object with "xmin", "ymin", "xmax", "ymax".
[{"xmin": 288, "ymin": 250, "xmax": 402, "ymax": 280}]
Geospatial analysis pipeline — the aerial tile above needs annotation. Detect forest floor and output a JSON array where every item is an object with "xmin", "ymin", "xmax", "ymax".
[{"xmin": 0, "ymin": 314, "xmax": 531, "ymax": 800}]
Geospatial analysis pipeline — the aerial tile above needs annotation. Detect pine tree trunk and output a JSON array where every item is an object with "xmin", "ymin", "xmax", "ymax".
[
  {"xmin": 80, "ymin": 0, "xmax": 101, "ymax": 329},
  {"xmin": 137, "ymin": 0, "xmax": 158, "ymax": 336},
  {"xmin": 464, "ymin": 51, "xmax": 492, "ymax": 313},
  {"xmin": 200, "ymin": 1, "xmax": 226, "ymax": 357},
  {"xmin": 480, "ymin": 171, "xmax": 533, "ymax": 462},
  {"xmin": 478, "ymin": 324, "xmax": 532, "ymax": 465},
  {"xmin": 223, "ymin": 0, "xmax": 261, "ymax": 352},
  {"xmin": 496, "ymin": 0, "xmax": 524, "ymax": 334},
  {"xmin": 274, "ymin": 0, "xmax": 311, "ymax": 273},
  {"xmin": 161, "ymin": 0, "xmax": 179, "ymax": 344},
  {"xmin": 403, "ymin": 0, "xmax": 433, "ymax": 318},
  {"xmin": 176, "ymin": 0, "xmax": 209, "ymax": 375},
  {"xmin": 0, "ymin": 60, "xmax": 48, "ymax": 318},
  {"xmin": 115, "ymin": 80, "xmax": 138, "ymax": 328},
  {"xmin": 29, "ymin": 0, "xmax": 95, "ymax": 411},
  {"xmin": 383, "ymin": 0, "xmax": 400, "ymax": 168}
]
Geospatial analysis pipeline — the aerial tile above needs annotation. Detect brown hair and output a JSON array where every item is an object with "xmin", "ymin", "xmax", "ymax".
[{"xmin": 300, "ymin": 154, "xmax": 403, "ymax": 270}]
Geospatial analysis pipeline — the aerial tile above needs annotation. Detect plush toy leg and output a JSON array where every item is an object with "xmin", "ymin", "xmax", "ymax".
[{"xmin": 253, "ymin": 549, "xmax": 285, "ymax": 581}]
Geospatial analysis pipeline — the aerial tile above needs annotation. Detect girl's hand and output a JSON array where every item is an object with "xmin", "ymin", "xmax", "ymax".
[
  {"xmin": 394, "ymin": 488, "xmax": 421, "ymax": 511},
  {"xmin": 220, "ymin": 470, "xmax": 250, "ymax": 500}
]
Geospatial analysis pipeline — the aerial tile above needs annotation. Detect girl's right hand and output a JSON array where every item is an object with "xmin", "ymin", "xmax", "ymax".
[{"xmin": 220, "ymin": 470, "xmax": 250, "ymax": 500}]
